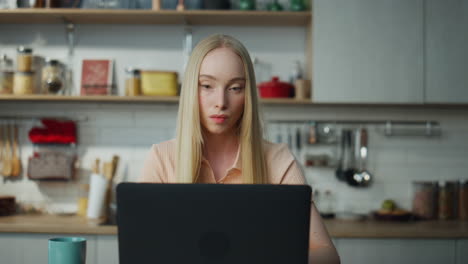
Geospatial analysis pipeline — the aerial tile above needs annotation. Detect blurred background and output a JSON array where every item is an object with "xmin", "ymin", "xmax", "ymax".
[{"xmin": 0, "ymin": 0, "xmax": 467, "ymax": 263}]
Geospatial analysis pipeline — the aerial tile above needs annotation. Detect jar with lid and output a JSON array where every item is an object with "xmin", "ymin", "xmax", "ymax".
[
  {"xmin": 125, "ymin": 67, "xmax": 141, "ymax": 96},
  {"xmin": 17, "ymin": 46, "xmax": 33, "ymax": 72},
  {"xmin": 0, "ymin": 54, "xmax": 14, "ymax": 94},
  {"xmin": 412, "ymin": 181, "xmax": 438, "ymax": 220},
  {"xmin": 13, "ymin": 71, "xmax": 35, "ymax": 95},
  {"xmin": 459, "ymin": 180, "xmax": 468, "ymax": 220},
  {"xmin": 41, "ymin": 58, "xmax": 63, "ymax": 94},
  {"xmin": 438, "ymin": 181, "xmax": 457, "ymax": 220}
]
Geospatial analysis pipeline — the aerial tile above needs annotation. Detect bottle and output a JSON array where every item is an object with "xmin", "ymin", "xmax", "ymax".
[
  {"xmin": 289, "ymin": 60, "xmax": 302, "ymax": 84},
  {"xmin": 125, "ymin": 67, "xmax": 141, "ymax": 96}
]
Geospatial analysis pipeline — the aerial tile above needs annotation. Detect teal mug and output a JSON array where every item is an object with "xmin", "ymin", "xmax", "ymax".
[{"xmin": 48, "ymin": 237, "xmax": 86, "ymax": 264}]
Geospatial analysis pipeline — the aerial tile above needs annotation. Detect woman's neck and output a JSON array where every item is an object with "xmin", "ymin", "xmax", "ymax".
[{"xmin": 202, "ymin": 132, "xmax": 239, "ymax": 159}]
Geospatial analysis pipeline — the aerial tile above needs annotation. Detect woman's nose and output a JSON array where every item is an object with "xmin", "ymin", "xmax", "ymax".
[{"xmin": 215, "ymin": 88, "xmax": 227, "ymax": 109}]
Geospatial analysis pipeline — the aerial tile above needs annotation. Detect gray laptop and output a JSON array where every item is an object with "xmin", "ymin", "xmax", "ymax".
[{"xmin": 116, "ymin": 183, "xmax": 311, "ymax": 264}]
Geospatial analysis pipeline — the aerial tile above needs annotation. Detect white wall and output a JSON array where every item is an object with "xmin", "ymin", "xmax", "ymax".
[{"xmin": 1, "ymin": 24, "xmax": 467, "ymax": 216}]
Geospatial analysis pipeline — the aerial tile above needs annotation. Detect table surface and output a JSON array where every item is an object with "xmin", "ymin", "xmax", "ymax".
[{"xmin": 1, "ymin": 214, "xmax": 468, "ymax": 238}]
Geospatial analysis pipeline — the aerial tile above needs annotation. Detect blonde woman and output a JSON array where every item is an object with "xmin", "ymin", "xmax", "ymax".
[{"xmin": 140, "ymin": 34, "xmax": 340, "ymax": 264}]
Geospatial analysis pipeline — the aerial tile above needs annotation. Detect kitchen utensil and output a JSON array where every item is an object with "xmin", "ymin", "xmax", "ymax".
[
  {"xmin": 351, "ymin": 128, "xmax": 372, "ymax": 187},
  {"xmin": 335, "ymin": 130, "xmax": 346, "ymax": 181},
  {"xmin": 2, "ymin": 124, "xmax": 12, "ymax": 177},
  {"xmin": 343, "ymin": 130, "xmax": 356, "ymax": 184},
  {"xmin": 0, "ymin": 125, "xmax": 3, "ymax": 175},
  {"xmin": 11, "ymin": 124, "xmax": 21, "ymax": 177}
]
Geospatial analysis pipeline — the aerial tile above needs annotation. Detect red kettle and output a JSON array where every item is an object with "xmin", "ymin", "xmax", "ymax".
[{"xmin": 258, "ymin": 77, "xmax": 293, "ymax": 98}]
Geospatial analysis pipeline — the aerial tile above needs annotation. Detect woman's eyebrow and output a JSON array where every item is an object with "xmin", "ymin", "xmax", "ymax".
[{"xmin": 199, "ymin": 75, "xmax": 246, "ymax": 82}]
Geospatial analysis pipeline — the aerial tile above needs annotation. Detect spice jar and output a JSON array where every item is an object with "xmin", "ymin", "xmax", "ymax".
[
  {"xmin": 13, "ymin": 71, "xmax": 35, "ymax": 95},
  {"xmin": 459, "ymin": 180, "xmax": 468, "ymax": 220},
  {"xmin": 41, "ymin": 58, "xmax": 63, "ymax": 94},
  {"xmin": 17, "ymin": 46, "xmax": 33, "ymax": 72},
  {"xmin": 438, "ymin": 181, "xmax": 456, "ymax": 220},
  {"xmin": 125, "ymin": 67, "xmax": 141, "ymax": 96},
  {"xmin": 412, "ymin": 181, "xmax": 438, "ymax": 220},
  {"xmin": 0, "ymin": 54, "xmax": 14, "ymax": 94}
]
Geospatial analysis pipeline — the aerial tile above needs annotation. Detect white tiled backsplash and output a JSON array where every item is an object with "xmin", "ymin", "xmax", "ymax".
[
  {"xmin": 1, "ymin": 103, "xmax": 467, "ymax": 214},
  {"xmin": 1, "ymin": 23, "xmax": 467, "ymax": 215}
]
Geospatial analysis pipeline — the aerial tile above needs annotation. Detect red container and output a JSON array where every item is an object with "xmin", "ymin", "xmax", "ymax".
[{"xmin": 258, "ymin": 77, "xmax": 293, "ymax": 98}]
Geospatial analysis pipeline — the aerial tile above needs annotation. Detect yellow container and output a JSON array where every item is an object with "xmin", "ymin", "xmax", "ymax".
[{"xmin": 141, "ymin": 71, "xmax": 178, "ymax": 96}]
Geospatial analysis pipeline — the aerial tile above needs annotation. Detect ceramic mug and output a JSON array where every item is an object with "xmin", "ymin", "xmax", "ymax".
[{"xmin": 48, "ymin": 237, "xmax": 86, "ymax": 264}]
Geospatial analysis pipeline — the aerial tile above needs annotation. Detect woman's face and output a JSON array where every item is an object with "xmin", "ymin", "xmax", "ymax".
[{"xmin": 198, "ymin": 47, "xmax": 246, "ymax": 136}]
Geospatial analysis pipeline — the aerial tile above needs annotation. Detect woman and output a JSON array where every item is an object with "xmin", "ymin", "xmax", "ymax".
[{"xmin": 140, "ymin": 34, "xmax": 340, "ymax": 264}]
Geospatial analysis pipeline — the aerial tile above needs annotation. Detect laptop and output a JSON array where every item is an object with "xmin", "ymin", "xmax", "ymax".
[{"xmin": 116, "ymin": 183, "xmax": 311, "ymax": 264}]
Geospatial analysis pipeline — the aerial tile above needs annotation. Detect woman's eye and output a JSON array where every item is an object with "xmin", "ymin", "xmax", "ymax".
[
  {"xmin": 230, "ymin": 86, "xmax": 243, "ymax": 92},
  {"xmin": 200, "ymin": 84, "xmax": 211, "ymax": 89}
]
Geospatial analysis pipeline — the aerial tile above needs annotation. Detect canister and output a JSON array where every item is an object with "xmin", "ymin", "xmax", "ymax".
[
  {"xmin": 412, "ymin": 181, "xmax": 438, "ymax": 220},
  {"xmin": 125, "ymin": 67, "xmax": 141, "ymax": 96},
  {"xmin": 141, "ymin": 70, "xmax": 178, "ymax": 96},
  {"xmin": 13, "ymin": 71, "xmax": 35, "ymax": 95},
  {"xmin": 459, "ymin": 180, "xmax": 468, "ymax": 220},
  {"xmin": 17, "ymin": 46, "xmax": 33, "ymax": 72}
]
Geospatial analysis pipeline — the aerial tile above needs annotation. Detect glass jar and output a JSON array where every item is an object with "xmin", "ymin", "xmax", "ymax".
[
  {"xmin": 412, "ymin": 181, "xmax": 438, "ymax": 220},
  {"xmin": 0, "ymin": 54, "xmax": 14, "ymax": 94},
  {"xmin": 459, "ymin": 180, "xmax": 468, "ymax": 220},
  {"xmin": 77, "ymin": 184, "xmax": 89, "ymax": 217},
  {"xmin": 13, "ymin": 71, "xmax": 35, "ymax": 95},
  {"xmin": 17, "ymin": 46, "xmax": 33, "ymax": 72},
  {"xmin": 438, "ymin": 181, "xmax": 456, "ymax": 220},
  {"xmin": 41, "ymin": 58, "xmax": 63, "ymax": 94},
  {"xmin": 125, "ymin": 67, "xmax": 141, "ymax": 96}
]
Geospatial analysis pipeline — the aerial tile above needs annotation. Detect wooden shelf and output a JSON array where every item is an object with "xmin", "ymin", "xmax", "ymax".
[
  {"xmin": 0, "ymin": 9, "xmax": 311, "ymax": 26},
  {"xmin": 1, "ymin": 95, "xmax": 468, "ymax": 108},
  {"xmin": 0, "ymin": 95, "xmax": 313, "ymax": 104}
]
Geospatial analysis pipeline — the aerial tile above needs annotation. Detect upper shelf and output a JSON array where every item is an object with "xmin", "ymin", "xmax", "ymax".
[
  {"xmin": 0, "ymin": 9, "xmax": 311, "ymax": 26},
  {"xmin": 0, "ymin": 95, "xmax": 313, "ymax": 105},
  {"xmin": 1, "ymin": 95, "xmax": 467, "ymax": 108}
]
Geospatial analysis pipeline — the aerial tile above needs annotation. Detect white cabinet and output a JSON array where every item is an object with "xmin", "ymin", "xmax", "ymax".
[
  {"xmin": 425, "ymin": 0, "xmax": 468, "ymax": 103},
  {"xmin": 97, "ymin": 235, "xmax": 119, "ymax": 264},
  {"xmin": 313, "ymin": 0, "xmax": 424, "ymax": 103},
  {"xmin": 335, "ymin": 238, "xmax": 456, "ymax": 264},
  {"xmin": 457, "ymin": 239, "xmax": 468, "ymax": 264},
  {"xmin": 0, "ymin": 233, "xmax": 98, "ymax": 264}
]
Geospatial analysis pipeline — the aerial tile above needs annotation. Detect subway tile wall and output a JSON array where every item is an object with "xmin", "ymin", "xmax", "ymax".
[
  {"xmin": 1, "ymin": 102, "xmax": 467, "ymax": 215},
  {"xmin": 1, "ymin": 23, "xmax": 467, "ymax": 215}
]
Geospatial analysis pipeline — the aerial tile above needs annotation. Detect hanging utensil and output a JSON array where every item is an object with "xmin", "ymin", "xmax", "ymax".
[
  {"xmin": 11, "ymin": 124, "xmax": 21, "ymax": 177},
  {"xmin": 2, "ymin": 124, "xmax": 12, "ymax": 177},
  {"xmin": 343, "ymin": 130, "xmax": 356, "ymax": 185},
  {"xmin": 352, "ymin": 128, "xmax": 372, "ymax": 187},
  {"xmin": 335, "ymin": 130, "xmax": 346, "ymax": 182},
  {"xmin": 0, "ymin": 125, "xmax": 3, "ymax": 176}
]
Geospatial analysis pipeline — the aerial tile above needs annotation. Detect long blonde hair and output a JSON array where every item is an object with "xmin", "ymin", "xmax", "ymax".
[{"xmin": 175, "ymin": 34, "xmax": 267, "ymax": 184}]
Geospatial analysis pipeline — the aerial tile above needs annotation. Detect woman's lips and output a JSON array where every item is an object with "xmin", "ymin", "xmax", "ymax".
[{"xmin": 210, "ymin": 115, "xmax": 228, "ymax": 124}]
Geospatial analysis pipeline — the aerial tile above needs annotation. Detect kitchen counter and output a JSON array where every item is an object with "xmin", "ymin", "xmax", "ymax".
[{"xmin": 1, "ymin": 214, "xmax": 468, "ymax": 238}]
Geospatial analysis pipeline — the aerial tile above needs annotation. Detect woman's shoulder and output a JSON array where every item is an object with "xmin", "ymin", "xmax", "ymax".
[
  {"xmin": 263, "ymin": 140, "xmax": 295, "ymax": 163},
  {"xmin": 150, "ymin": 139, "xmax": 176, "ymax": 156}
]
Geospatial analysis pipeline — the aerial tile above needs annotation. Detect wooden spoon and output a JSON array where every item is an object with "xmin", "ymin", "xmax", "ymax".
[
  {"xmin": 11, "ymin": 124, "xmax": 21, "ymax": 177},
  {"xmin": 0, "ymin": 125, "xmax": 4, "ymax": 176},
  {"xmin": 2, "ymin": 125, "xmax": 12, "ymax": 177}
]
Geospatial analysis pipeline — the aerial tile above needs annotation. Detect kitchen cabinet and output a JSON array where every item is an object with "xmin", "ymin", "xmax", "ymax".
[
  {"xmin": 97, "ymin": 235, "xmax": 119, "ymax": 264},
  {"xmin": 425, "ymin": 0, "xmax": 468, "ymax": 103},
  {"xmin": 334, "ymin": 238, "xmax": 456, "ymax": 264},
  {"xmin": 457, "ymin": 239, "xmax": 468, "ymax": 264},
  {"xmin": 313, "ymin": 0, "xmax": 424, "ymax": 103},
  {"xmin": 0, "ymin": 233, "xmax": 98, "ymax": 264}
]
